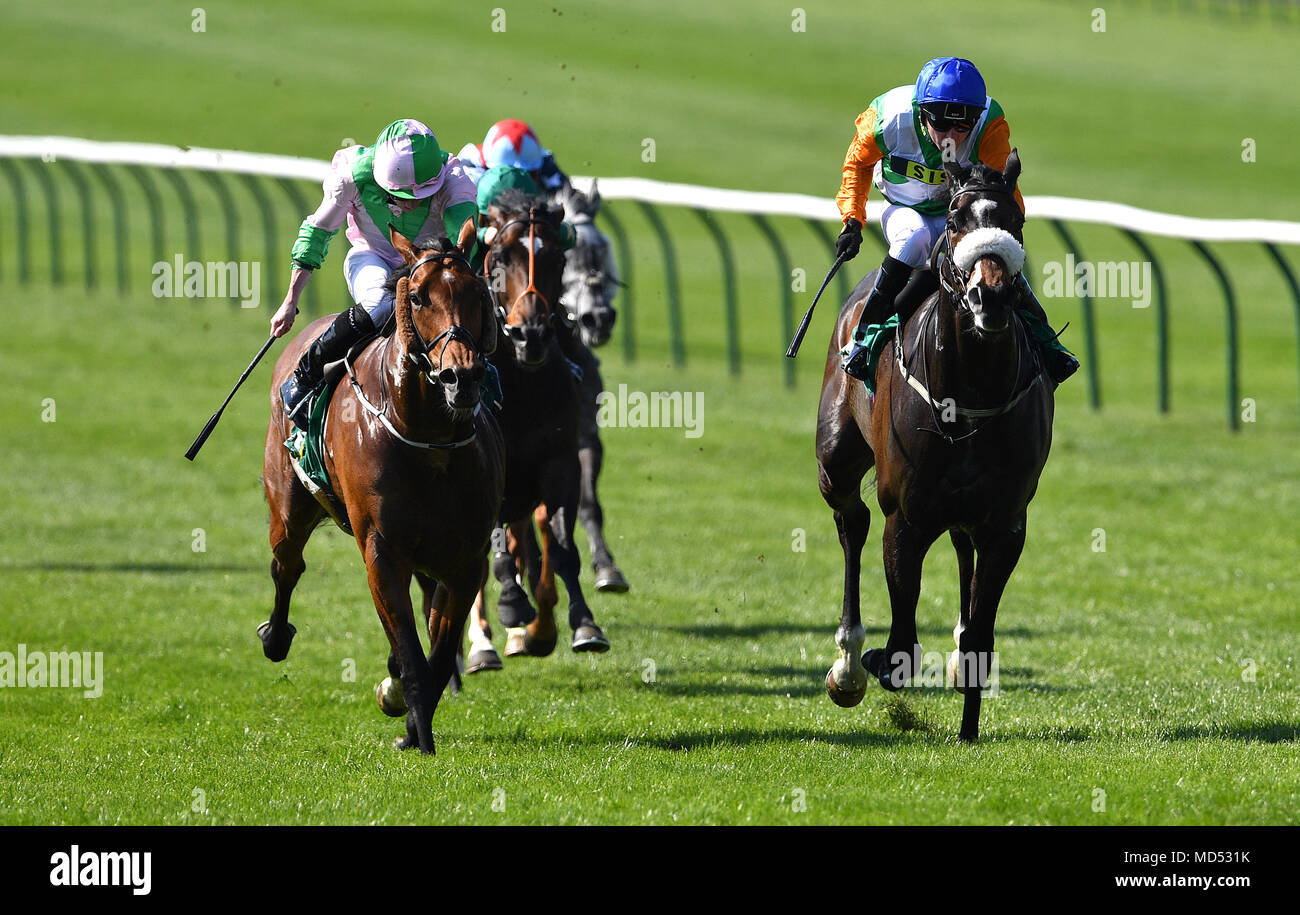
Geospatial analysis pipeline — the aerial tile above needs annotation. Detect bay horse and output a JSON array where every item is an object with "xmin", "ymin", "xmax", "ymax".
[
  {"xmin": 261, "ymin": 220, "xmax": 504, "ymax": 755},
  {"xmin": 817, "ymin": 150, "xmax": 1054, "ymax": 741},
  {"xmin": 464, "ymin": 189, "xmax": 610, "ymax": 670}
]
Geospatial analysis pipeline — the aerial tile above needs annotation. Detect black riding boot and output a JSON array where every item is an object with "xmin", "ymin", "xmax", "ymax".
[
  {"xmin": 281, "ymin": 305, "xmax": 375, "ymax": 431},
  {"xmin": 842, "ymin": 255, "xmax": 913, "ymax": 380},
  {"xmin": 1014, "ymin": 274, "xmax": 1079, "ymax": 386}
]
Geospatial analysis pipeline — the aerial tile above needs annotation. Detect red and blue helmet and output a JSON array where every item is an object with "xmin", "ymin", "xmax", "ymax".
[
  {"xmin": 915, "ymin": 57, "xmax": 986, "ymax": 127},
  {"xmin": 482, "ymin": 119, "xmax": 545, "ymax": 171}
]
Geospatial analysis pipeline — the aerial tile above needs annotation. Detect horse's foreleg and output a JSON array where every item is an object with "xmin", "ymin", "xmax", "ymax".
[
  {"xmin": 493, "ymin": 524, "xmax": 536, "ymax": 657},
  {"xmin": 260, "ymin": 475, "xmax": 321, "ymax": 662},
  {"xmin": 818, "ymin": 412, "xmax": 873, "ymax": 707},
  {"xmin": 957, "ymin": 519, "xmax": 1026, "ymax": 742},
  {"xmin": 362, "ymin": 532, "xmax": 434, "ymax": 754},
  {"xmin": 522, "ymin": 505, "xmax": 560, "ymax": 657},
  {"xmin": 510, "ymin": 519, "xmax": 541, "ymax": 598},
  {"xmin": 578, "ymin": 432, "xmax": 627, "ymax": 593},
  {"xmin": 416, "ymin": 575, "xmax": 462, "ymax": 696},
  {"xmin": 947, "ymin": 529, "xmax": 976, "ymax": 690},
  {"xmin": 465, "ymin": 565, "xmax": 503, "ymax": 674},
  {"xmin": 863, "ymin": 511, "xmax": 930, "ymax": 691},
  {"xmin": 422, "ymin": 570, "xmax": 478, "ymax": 719},
  {"xmin": 535, "ymin": 480, "xmax": 610, "ymax": 654}
]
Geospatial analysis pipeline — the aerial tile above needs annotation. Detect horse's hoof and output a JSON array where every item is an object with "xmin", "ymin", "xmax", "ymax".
[
  {"xmin": 375, "ymin": 676, "xmax": 407, "ymax": 717},
  {"xmin": 466, "ymin": 645, "xmax": 504, "ymax": 673},
  {"xmin": 571, "ymin": 624, "xmax": 610, "ymax": 653},
  {"xmin": 256, "ymin": 620, "xmax": 297, "ymax": 662},
  {"xmin": 393, "ymin": 734, "xmax": 415, "ymax": 750},
  {"xmin": 523, "ymin": 625, "xmax": 558, "ymax": 658},
  {"xmin": 503, "ymin": 627, "xmax": 529, "ymax": 658},
  {"xmin": 825, "ymin": 667, "xmax": 867, "ymax": 708},
  {"xmin": 594, "ymin": 567, "xmax": 629, "ymax": 593},
  {"xmin": 862, "ymin": 648, "xmax": 905, "ymax": 692}
]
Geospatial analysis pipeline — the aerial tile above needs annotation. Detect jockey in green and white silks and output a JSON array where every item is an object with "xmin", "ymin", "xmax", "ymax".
[
  {"xmin": 835, "ymin": 57, "xmax": 1078, "ymax": 386},
  {"xmin": 271, "ymin": 119, "xmax": 480, "ymax": 428}
]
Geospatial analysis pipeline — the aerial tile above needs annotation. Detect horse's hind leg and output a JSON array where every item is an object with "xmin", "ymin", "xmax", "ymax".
[
  {"xmin": 533, "ymin": 469, "xmax": 609, "ymax": 654},
  {"xmin": 260, "ymin": 465, "xmax": 322, "ymax": 662},
  {"xmin": 946, "ymin": 529, "xmax": 975, "ymax": 690},
  {"xmin": 862, "ymin": 511, "xmax": 931, "ymax": 691},
  {"xmin": 421, "ymin": 566, "xmax": 481, "ymax": 724},
  {"xmin": 522, "ymin": 506, "xmax": 560, "ymax": 656},
  {"xmin": 818, "ymin": 403, "xmax": 874, "ymax": 707},
  {"xmin": 957, "ymin": 519, "xmax": 1026, "ymax": 742}
]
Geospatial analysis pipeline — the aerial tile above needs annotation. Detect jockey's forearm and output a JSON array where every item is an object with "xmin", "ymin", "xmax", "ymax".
[{"xmin": 284, "ymin": 266, "xmax": 312, "ymax": 310}]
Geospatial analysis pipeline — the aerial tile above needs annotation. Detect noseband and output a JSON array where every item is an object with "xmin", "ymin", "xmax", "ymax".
[
  {"xmin": 482, "ymin": 209, "xmax": 560, "ymax": 337},
  {"xmin": 938, "ymin": 183, "xmax": 1023, "ymax": 298},
  {"xmin": 405, "ymin": 248, "xmax": 487, "ymax": 383}
]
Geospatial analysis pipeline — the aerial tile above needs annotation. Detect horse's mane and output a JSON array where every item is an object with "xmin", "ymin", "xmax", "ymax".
[
  {"xmin": 489, "ymin": 188, "xmax": 562, "ymax": 227},
  {"xmin": 383, "ymin": 236, "xmax": 459, "ymax": 293}
]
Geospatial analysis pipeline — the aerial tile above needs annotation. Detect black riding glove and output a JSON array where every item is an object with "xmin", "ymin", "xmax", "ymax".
[{"xmin": 836, "ymin": 218, "xmax": 863, "ymax": 261}]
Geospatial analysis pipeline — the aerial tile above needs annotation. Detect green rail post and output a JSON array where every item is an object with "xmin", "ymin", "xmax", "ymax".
[
  {"xmin": 237, "ymin": 173, "xmax": 277, "ymax": 312},
  {"xmin": 160, "ymin": 168, "xmax": 200, "ymax": 265},
  {"xmin": 750, "ymin": 213, "xmax": 796, "ymax": 389},
  {"xmin": 90, "ymin": 163, "xmax": 129, "ymax": 293},
  {"xmin": 1189, "ymin": 240, "xmax": 1239, "ymax": 432},
  {"xmin": 1262, "ymin": 243, "xmax": 1300, "ymax": 427},
  {"xmin": 61, "ymin": 160, "xmax": 96, "ymax": 290},
  {"xmin": 200, "ymin": 171, "xmax": 241, "ymax": 303},
  {"xmin": 26, "ymin": 158, "xmax": 62, "ymax": 286},
  {"xmin": 276, "ymin": 178, "xmax": 319, "ymax": 316},
  {"xmin": 1048, "ymin": 219, "xmax": 1101, "ymax": 409},
  {"xmin": 0, "ymin": 158, "xmax": 31, "ymax": 285},
  {"xmin": 1123, "ymin": 230, "xmax": 1170, "ymax": 413},
  {"xmin": 125, "ymin": 164, "xmax": 166, "ymax": 269},
  {"xmin": 804, "ymin": 218, "xmax": 850, "ymax": 309},
  {"xmin": 636, "ymin": 201, "xmax": 684, "ymax": 366},
  {"xmin": 597, "ymin": 203, "xmax": 635, "ymax": 363},
  {"xmin": 693, "ymin": 209, "xmax": 740, "ymax": 375}
]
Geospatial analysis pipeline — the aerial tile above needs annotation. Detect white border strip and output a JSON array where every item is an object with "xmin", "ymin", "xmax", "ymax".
[{"xmin": 4, "ymin": 135, "xmax": 1299, "ymax": 245}]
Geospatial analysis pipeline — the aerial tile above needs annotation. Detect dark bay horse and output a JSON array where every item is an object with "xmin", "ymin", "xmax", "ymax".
[
  {"xmin": 465, "ymin": 190, "xmax": 610, "ymax": 668},
  {"xmin": 261, "ymin": 221, "xmax": 504, "ymax": 754},
  {"xmin": 817, "ymin": 150, "xmax": 1054, "ymax": 741}
]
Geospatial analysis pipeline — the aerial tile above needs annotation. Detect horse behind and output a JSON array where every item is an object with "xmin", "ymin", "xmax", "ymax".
[{"xmin": 817, "ymin": 150, "xmax": 1054, "ymax": 741}]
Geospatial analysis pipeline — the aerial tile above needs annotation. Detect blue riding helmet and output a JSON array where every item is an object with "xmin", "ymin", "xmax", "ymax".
[{"xmin": 915, "ymin": 57, "xmax": 986, "ymax": 124}]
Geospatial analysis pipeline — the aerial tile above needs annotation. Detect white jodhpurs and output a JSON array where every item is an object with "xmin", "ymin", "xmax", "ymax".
[
  {"xmin": 880, "ymin": 204, "xmax": 947, "ymax": 269},
  {"xmin": 343, "ymin": 247, "xmax": 398, "ymax": 328}
]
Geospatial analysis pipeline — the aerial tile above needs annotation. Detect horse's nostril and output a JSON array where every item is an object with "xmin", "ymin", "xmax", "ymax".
[{"xmin": 438, "ymin": 368, "xmax": 457, "ymax": 387}]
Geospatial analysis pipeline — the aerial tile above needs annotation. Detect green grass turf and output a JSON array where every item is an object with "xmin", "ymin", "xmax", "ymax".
[{"xmin": 1, "ymin": 0, "xmax": 1298, "ymax": 824}]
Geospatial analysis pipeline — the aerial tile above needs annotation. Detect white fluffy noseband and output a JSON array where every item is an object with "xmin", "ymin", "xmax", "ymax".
[{"xmin": 952, "ymin": 227, "xmax": 1025, "ymax": 276}]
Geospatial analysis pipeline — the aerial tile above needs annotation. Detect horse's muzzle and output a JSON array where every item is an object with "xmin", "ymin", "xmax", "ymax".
[
  {"xmin": 437, "ymin": 362, "xmax": 485, "ymax": 412},
  {"xmin": 507, "ymin": 322, "xmax": 553, "ymax": 369},
  {"xmin": 966, "ymin": 284, "xmax": 1014, "ymax": 334},
  {"xmin": 578, "ymin": 304, "xmax": 616, "ymax": 348}
]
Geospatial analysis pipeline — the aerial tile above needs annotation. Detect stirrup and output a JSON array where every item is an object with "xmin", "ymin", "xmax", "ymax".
[{"xmin": 842, "ymin": 343, "xmax": 871, "ymax": 380}]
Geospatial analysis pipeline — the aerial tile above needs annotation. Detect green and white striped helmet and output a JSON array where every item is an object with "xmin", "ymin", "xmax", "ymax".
[{"xmin": 372, "ymin": 119, "xmax": 449, "ymax": 200}]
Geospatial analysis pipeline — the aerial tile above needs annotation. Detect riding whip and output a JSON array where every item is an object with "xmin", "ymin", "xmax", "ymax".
[
  {"xmin": 786, "ymin": 253, "xmax": 848, "ymax": 358},
  {"xmin": 184, "ymin": 334, "xmax": 277, "ymax": 461}
]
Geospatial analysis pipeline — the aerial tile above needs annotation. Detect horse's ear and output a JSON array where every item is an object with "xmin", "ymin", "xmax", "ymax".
[
  {"xmin": 389, "ymin": 225, "xmax": 418, "ymax": 266},
  {"xmin": 589, "ymin": 178, "xmax": 600, "ymax": 209},
  {"xmin": 943, "ymin": 159, "xmax": 970, "ymax": 185},
  {"xmin": 478, "ymin": 281, "xmax": 498, "ymax": 356},
  {"xmin": 455, "ymin": 217, "xmax": 476, "ymax": 258},
  {"xmin": 1002, "ymin": 147, "xmax": 1022, "ymax": 189}
]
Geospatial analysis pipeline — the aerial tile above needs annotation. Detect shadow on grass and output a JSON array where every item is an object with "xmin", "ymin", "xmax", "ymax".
[
  {"xmin": 1159, "ymin": 722, "xmax": 1299, "ymax": 743},
  {"xmin": 1, "ymin": 561, "xmax": 253, "ymax": 574},
  {"xmin": 649, "ymin": 620, "xmax": 1037, "ymax": 640}
]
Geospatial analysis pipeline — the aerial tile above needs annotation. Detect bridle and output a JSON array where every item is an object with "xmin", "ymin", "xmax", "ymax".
[
  {"xmin": 482, "ymin": 208, "xmax": 563, "ymax": 341},
  {"xmin": 342, "ymin": 246, "xmax": 487, "ymax": 452},
  {"xmin": 937, "ymin": 182, "xmax": 1023, "ymax": 298},
  {"xmin": 404, "ymin": 248, "xmax": 488, "ymax": 383},
  {"xmin": 895, "ymin": 179, "xmax": 1044, "ymax": 444}
]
